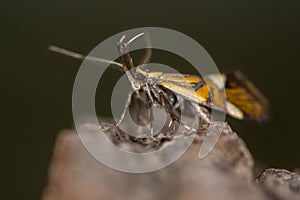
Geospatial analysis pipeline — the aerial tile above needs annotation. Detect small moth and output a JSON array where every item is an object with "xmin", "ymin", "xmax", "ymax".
[{"xmin": 49, "ymin": 33, "xmax": 269, "ymax": 138}]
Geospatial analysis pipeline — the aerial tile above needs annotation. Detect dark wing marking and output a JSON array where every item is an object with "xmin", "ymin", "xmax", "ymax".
[{"xmin": 225, "ymin": 70, "xmax": 270, "ymax": 121}]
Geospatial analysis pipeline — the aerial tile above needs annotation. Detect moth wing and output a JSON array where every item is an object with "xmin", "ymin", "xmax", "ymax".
[
  {"xmin": 156, "ymin": 73, "xmax": 226, "ymax": 111},
  {"xmin": 225, "ymin": 70, "xmax": 270, "ymax": 121}
]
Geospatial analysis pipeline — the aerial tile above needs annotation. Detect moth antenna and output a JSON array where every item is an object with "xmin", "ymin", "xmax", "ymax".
[
  {"xmin": 138, "ymin": 33, "xmax": 152, "ymax": 66},
  {"xmin": 48, "ymin": 45, "xmax": 123, "ymax": 68},
  {"xmin": 127, "ymin": 32, "xmax": 144, "ymax": 45},
  {"xmin": 119, "ymin": 35, "xmax": 126, "ymax": 43}
]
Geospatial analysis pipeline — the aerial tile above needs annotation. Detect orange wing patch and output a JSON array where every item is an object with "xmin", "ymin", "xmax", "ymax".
[
  {"xmin": 225, "ymin": 70, "xmax": 269, "ymax": 121},
  {"xmin": 155, "ymin": 73, "xmax": 226, "ymax": 112}
]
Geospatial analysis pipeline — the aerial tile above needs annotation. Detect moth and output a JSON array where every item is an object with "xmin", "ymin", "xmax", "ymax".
[{"xmin": 49, "ymin": 33, "xmax": 269, "ymax": 139}]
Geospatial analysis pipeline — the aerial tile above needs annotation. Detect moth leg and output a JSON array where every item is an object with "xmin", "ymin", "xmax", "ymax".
[
  {"xmin": 144, "ymin": 84, "xmax": 157, "ymax": 140},
  {"xmin": 144, "ymin": 84, "xmax": 155, "ymax": 106},
  {"xmin": 149, "ymin": 107, "xmax": 155, "ymax": 139},
  {"xmin": 138, "ymin": 34, "xmax": 152, "ymax": 67},
  {"xmin": 150, "ymin": 86, "xmax": 195, "ymax": 133},
  {"xmin": 190, "ymin": 102, "xmax": 211, "ymax": 125},
  {"xmin": 157, "ymin": 91, "xmax": 197, "ymax": 133},
  {"xmin": 139, "ymin": 48, "xmax": 152, "ymax": 67},
  {"xmin": 160, "ymin": 93, "xmax": 179, "ymax": 122},
  {"xmin": 114, "ymin": 90, "xmax": 134, "ymax": 128},
  {"xmin": 172, "ymin": 96, "xmax": 184, "ymax": 110}
]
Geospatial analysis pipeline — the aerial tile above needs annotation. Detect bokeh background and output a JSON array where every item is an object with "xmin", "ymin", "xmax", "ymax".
[{"xmin": 2, "ymin": 0, "xmax": 300, "ymax": 199}]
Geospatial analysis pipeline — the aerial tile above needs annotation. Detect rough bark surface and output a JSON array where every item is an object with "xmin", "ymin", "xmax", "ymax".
[
  {"xmin": 256, "ymin": 168, "xmax": 300, "ymax": 200},
  {"xmin": 42, "ymin": 121, "xmax": 300, "ymax": 200}
]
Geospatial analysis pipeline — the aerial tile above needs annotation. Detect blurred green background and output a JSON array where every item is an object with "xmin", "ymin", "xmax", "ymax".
[{"xmin": 2, "ymin": 0, "xmax": 300, "ymax": 199}]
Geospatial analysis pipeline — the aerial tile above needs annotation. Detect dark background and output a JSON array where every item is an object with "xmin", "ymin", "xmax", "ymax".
[{"xmin": 2, "ymin": 0, "xmax": 300, "ymax": 199}]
